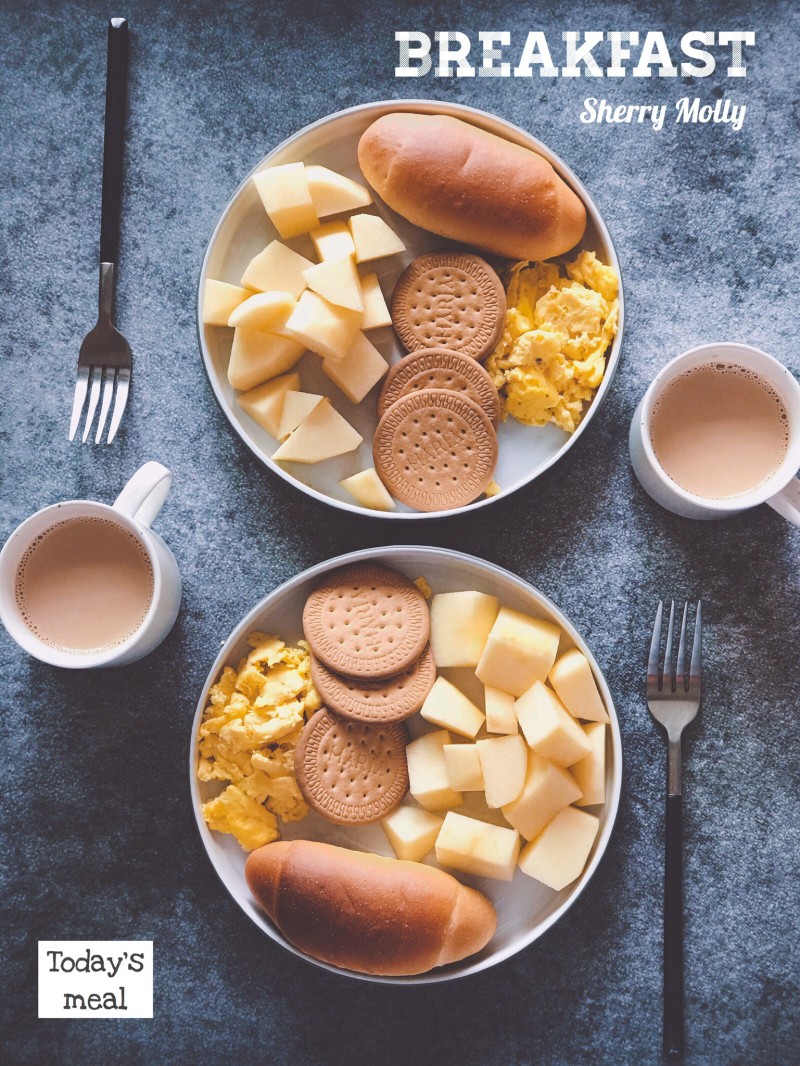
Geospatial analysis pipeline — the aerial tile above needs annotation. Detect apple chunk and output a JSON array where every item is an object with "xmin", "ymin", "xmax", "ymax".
[
  {"xmin": 549, "ymin": 648, "xmax": 610, "ymax": 723},
  {"xmin": 477, "ymin": 735, "xmax": 527, "ymax": 808},
  {"xmin": 518, "ymin": 806, "xmax": 600, "ymax": 891},
  {"xmin": 283, "ymin": 290, "xmax": 362, "ymax": 362},
  {"xmin": 310, "ymin": 221, "xmax": 356, "ymax": 262},
  {"xmin": 420, "ymin": 677, "xmax": 485, "ymax": 740},
  {"xmin": 227, "ymin": 329, "xmax": 304, "ymax": 392},
  {"xmin": 306, "ymin": 164, "xmax": 372, "ymax": 216},
  {"xmin": 272, "ymin": 400, "xmax": 362, "ymax": 464},
  {"xmin": 228, "ymin": 291, "xmax": 296, "ymax": 331},
  {"xmin": 571, "ymin": 722, "xmax": 606, "ymax": 806},
  {"xmin": 322, "ymin": 332, "xmax": 388, "ymax": 404},
  {"xmin": 515, "ymin": 682, "xmax": 592, "ymax": 767},
  {"xmin": 236, "ymin": 373, "xmax": 300, "ymax": 438},
  {"xmin": 276, "ymin": 391, "xmax": 324, "ymax": 441},
  {"xmin": 429, "ymin": 590, "xmax": 500, "ymax": 668},
  {"xmin": 240, "ymin": 241, "xmax": 312, "ymax": 298},
  {"xmin": 252, "ymin": 162, "xmax": 319, "ymax": 238},
  {"xmin": 302, "ymin": 256, "xmax": 363, "ymax": 312},
  {"xmin": 381, "ymin": 805, "xmax": 442, "ymax": 863},
  {"xmin": 339, "ymin": 468, "xmax": 395, "ymax": 511},
  {"xmin": 435, "ymin": 811, "xmax": 521, "ymax": 882},
  {"xmin": 360, "ymin": 273, "xmax": 392, "ymax": 330},
  {"xmin": 476, "ymin": 608, "xmax": 561, "ymax": 697},
  {"xmin": 203, "ymin": 279, "xmax": 250, "ymax": 326},
  {"xmin": 484, "ymin": 686, "xmax": 518, "ymax": 735},
  {"xmin": 348, "ymin": 213, "xmax": 406, "ymax": 263},
  {"xmin": 405, "ymin": 730, "xmax": 463, "ymax": 812},
  {"xmin": 443, "ymin": 744, "xmax": 484, "ymax": 792},
  {"xmin": 502, "ymin": 752, "xmax": 582, "ymax": 840}
]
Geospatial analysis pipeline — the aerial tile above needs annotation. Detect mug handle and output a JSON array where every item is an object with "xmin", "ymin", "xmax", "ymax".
[
  {"xmin": 767, "ymin": 477, "xmax": 800, "ymax": 526},
  {"xmin": 113, "ymin": 462, "xmax": 173, "ymax": 528}
]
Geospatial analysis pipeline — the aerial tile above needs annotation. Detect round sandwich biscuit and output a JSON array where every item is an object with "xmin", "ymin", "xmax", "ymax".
[
  {"xmin": 374, "ymin": 389, "xmax": 498, "ymax": 512},
  {"xmin": 391, "ymin": 252, "xmax": 507, "ymax": 361},
  {"xmin": 303, "ymin": 564, "xmax": 430, "ymax": 680},
  {"xmin": 310, "ymin": 645, "xmax": 436, "ymax": 724},
  {"xmin": 377, "ymin": 347, "xmax": 500, "ymax": 428},
  {"xmin": 295, "ymin": 708, "xmax": 409, "ymax": 825}
]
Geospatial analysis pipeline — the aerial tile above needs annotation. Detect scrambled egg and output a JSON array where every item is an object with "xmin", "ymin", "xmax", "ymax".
[
  {"xmin": 486, "ymin": 251, "xmax": 619, "ymax": 434},
  {"xmin": 197, "ymin": 632, "xmax": 321, "ymax": 851}
]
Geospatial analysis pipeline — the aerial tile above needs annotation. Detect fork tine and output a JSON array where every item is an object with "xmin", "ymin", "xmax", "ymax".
[
  {"xmin": 647, "ymin": 600, "xmax": 663, "ymax": 692},
  {"xmin": 82, "ymin": 366, "xmax": 102, "ymax": 442},
  {"xmin": 662, "ymin": 600, "xmax": 675, "ymax": 692},
  {"xmin": 106, "ymin": 367, "xmax": 130, "ymax": 444},
  {"xmin": 676, "ymin": 602, "xmax": 689, "ymax": 691},
  {"xmin": 68, "ymin": 366, "xmax": 90, "ymax": 441},
  {"xmin": 94, "ymin": 368, "xmax": 116, "ymax": 443},
  {"xmin": 688, "ymin": 601, "xmax": 703, "ymax": 694}
]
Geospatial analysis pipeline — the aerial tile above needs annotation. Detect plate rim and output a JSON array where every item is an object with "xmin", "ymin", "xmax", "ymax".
[
  {"xmin": 188, "ymin": 545, "xmax": 623, "ymax": 983},
  {"xmin": 196, "ymin": 98, "xmax": 625, "ymax": 520}
]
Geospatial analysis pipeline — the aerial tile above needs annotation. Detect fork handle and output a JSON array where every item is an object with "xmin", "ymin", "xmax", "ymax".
[
  {"xmin": 100, "ymin": 18, "xmax": 129, "ymax": 265},
  {"xmin": 664, "ymin": 792, "xmax": 684, "ymax": 1059}
]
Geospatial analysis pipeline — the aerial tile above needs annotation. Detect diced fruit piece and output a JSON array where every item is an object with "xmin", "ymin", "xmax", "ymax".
[
  {"xmin": 306, "ymin": 164, "xmax": 372, "ymax": 216},
  {"xmin": 236, "ymin": 373, "xmax": 300, "ymax": 437},
  {"xmin": 240, "ymin": 240, "xmax": 313, "ymax": 298},
  {"xmin": 518, "ymin": 806, "xmax": 600, "ymax": 891},
  {"xmin": 548, "ymin": 648, "xmax": 610, "ymax": 723},
  {"xmin": 310, "ymin": 221, "xmax": 356, "ymax": 262},
  {"xmin": 360, "ymin": 273, "xmax": 392, "ymax": 330},
  {"xmin": 227, "ymin": 329, "xmax": 305, "ymax": 391},
  {"xmin": 477, "ymin": 735, "xmax": 527, "ymax": 808},
  {"xmin": 339, "ymin": 468, "xmax": 395, "ymax": 511},
  {"xmin": 322, "ymin": 332, "xmax": 388, "ymax": 403},
  {"xmin": 515, "ymin": 682, "xmax": 592, "ymax": 767},
  {"xmin": 571, "ymin": 723, "xmax": 606, "ymax": 807},
  {"xmin": 476, "ymin": 608, "xmax": 562, "ymax": 697},
  {"xmin": 484, "ymin": 686, "xmax": 518, "ymax": 735},
  {"xmin": 302, "ymin": 256, "xmax": 363, "ymax": 312},
  {"xmin": 282, "ymin": 290, "xmax": 362, "ymax": 362},
  {"xmin": 443, "ymin": 744, "xmax": 484, "ymax": 792},
  {"xmin": 420, "ymin": 677, "xmax": 485, "ymax": 740},
  {"xmin": 276, "ymin": 391, "xmax": 324, "ymax": 441},
  {"xmin": 203, "ymin": 279, "xmax": 250, "ymax": 326},
  {"xmin": 272, "ymin": 399, "xmax": 362, "ymax": 464},
  {"xmin": 502, "ymin": 752, "xmax": 582, "ymax": 840},
  {"xmin": 406, "ymin": 730, "xmax": 463, "ymax": 812},
  {"xmin": 348, "ymin": 213, "xmax": 406, "ymax": 263},
  {"xmin": 228, "ymin": 291, "xmax": 296, "ymax": 331},
  {"xmin": 435, "ymin": 811, "xmax": 521, "ymax": 882},
  {"xmin": 252, "ymin": 162, "xmax": 319, "ymax": 239},
  {"xmin": 381, "ymin": 804, "xmax": 443, "ymax": 863},
  {"xmin": 429, "ymin": 591, "xmax": 500, "ymax": 668}
]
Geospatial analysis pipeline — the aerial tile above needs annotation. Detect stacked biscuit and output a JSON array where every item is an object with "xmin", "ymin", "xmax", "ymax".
[
  {"xmin": 374, "ymin": 252, "xmax": 505, "ymax": 511},
  {"xmin": 295, "ymin": 564, "xmax": 435, "ymax": 825}
]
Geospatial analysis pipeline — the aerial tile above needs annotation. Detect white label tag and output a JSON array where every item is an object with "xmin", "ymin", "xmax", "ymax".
[{"xmin": 38, "ymin": 941, "xmax": 153, "ymax": 1019}]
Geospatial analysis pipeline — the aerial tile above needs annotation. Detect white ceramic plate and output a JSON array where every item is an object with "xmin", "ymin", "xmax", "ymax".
[
  {"xmin": 189, "ymin": 547, "xmax": 622, "ymax": 983},
  {"xmin": 197, "ymin": 100, "xmax": 624, "ymax": 519}
]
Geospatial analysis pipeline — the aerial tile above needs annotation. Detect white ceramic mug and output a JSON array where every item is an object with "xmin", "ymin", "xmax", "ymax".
[
  {"xmin": 629, "ymin": 342, "xmax": 800, "ymax": 523},
  {"xmin": 0, "ymin": 462, "xmax": 182, "ymax": 668}
]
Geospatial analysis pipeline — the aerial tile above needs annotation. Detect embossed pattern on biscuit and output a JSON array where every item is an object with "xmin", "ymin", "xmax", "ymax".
[
  {"xmin": 295, "ymin": 709, "xmax": 409, "ymax": 825},
  {"xmin": 378, "ymin": 347, "xmax": 500, "ymax": 427},
  {"xmin": 303, "ymin": 564, "xmax": 430, "ymax": 680},
  {"xmin": 374, "ymin": 389, "xmax": 498, "ymax": 512},
  {"xmin": 310, "ymin": 646, "xmax": 436, "ymax": 723},
  {"xmin": 391, "ymin": 252, "xmax": 506, "ymax": 361}
]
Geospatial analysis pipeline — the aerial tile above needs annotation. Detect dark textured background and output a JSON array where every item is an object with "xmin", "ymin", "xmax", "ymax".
[{"xmin": 2, "ymin": 1, "xmax": 799, "ymax": 1063}]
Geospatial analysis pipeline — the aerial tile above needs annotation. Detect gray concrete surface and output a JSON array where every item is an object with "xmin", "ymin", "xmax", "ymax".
[{"xmin": 1, "ymin": 1, "xmax": 798, "ymax": 1063}]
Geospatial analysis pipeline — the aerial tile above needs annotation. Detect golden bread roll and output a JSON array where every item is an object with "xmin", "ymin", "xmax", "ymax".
[
  {"xmin": 358, "ymin": 112, "xmax": 587, "ymax": 261},
  {"xmin": 245, "ymin": 839, "xmax": 497, "ymax": 975}
]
